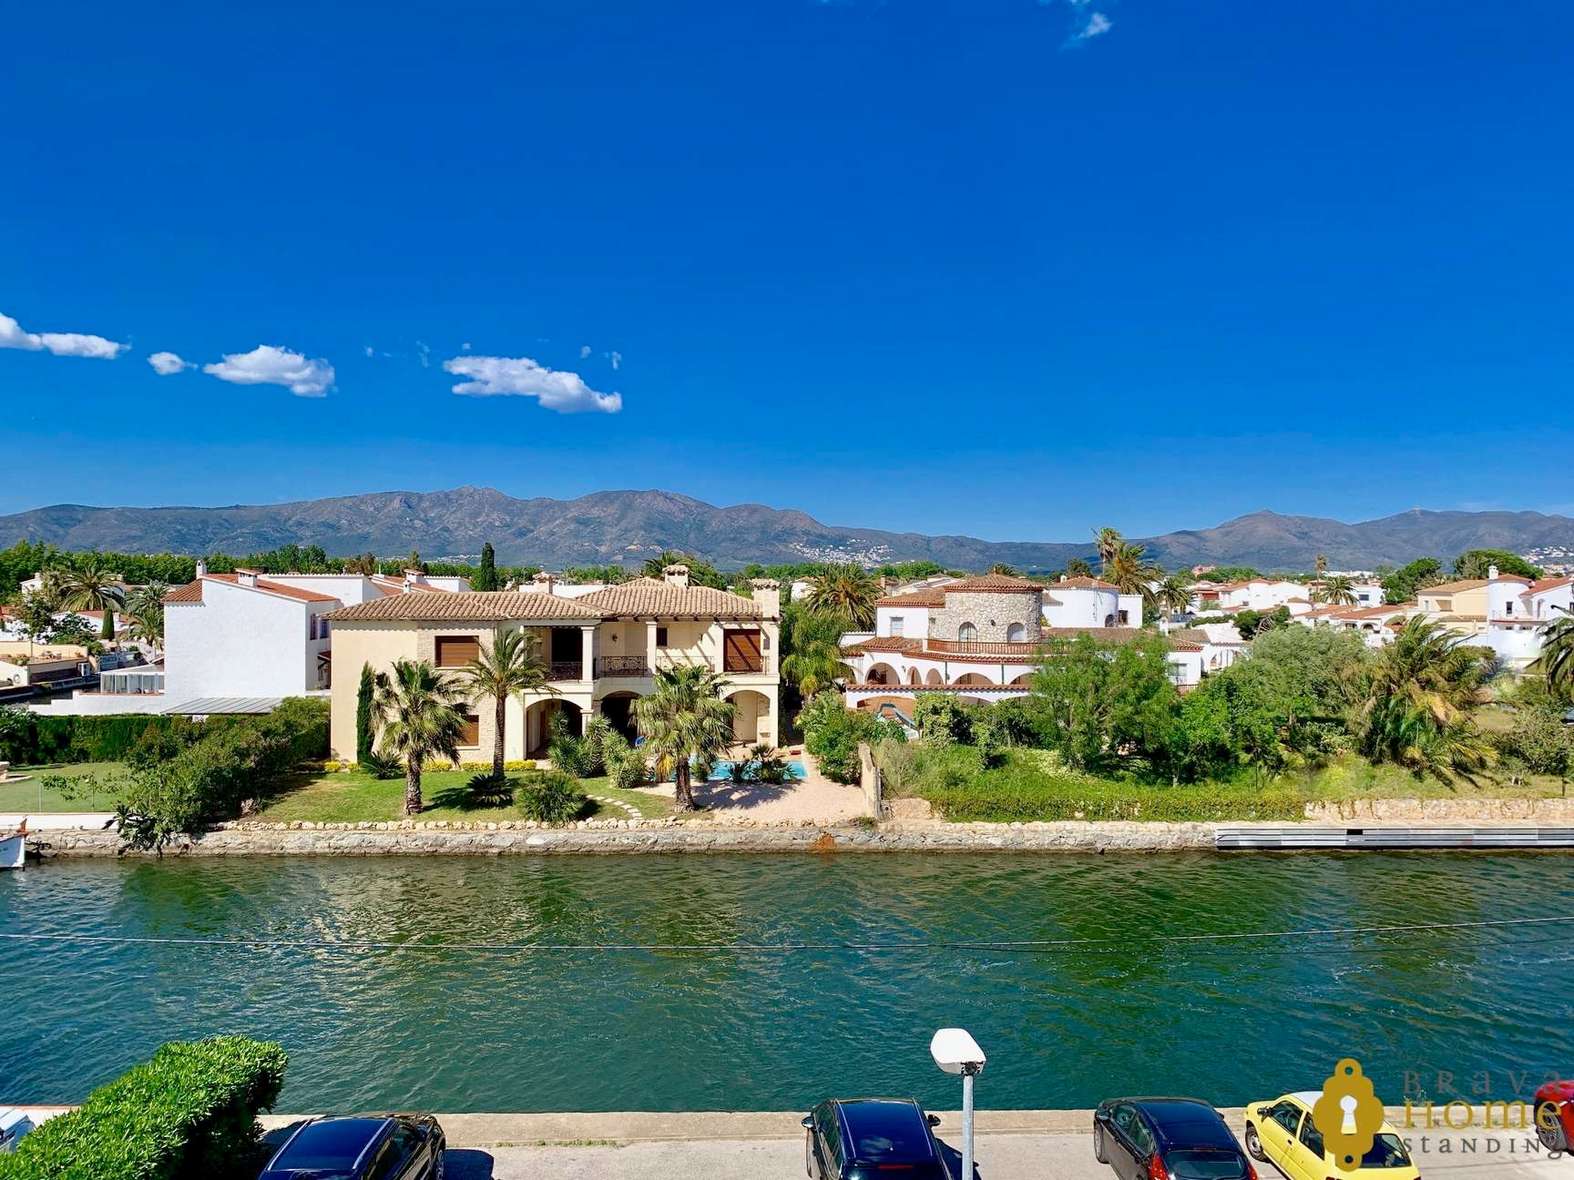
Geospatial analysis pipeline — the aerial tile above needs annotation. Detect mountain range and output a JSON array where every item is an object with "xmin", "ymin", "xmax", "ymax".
[{"xmin": 2, "ymin": 487, "xmax": 1571, "ymax": 572}]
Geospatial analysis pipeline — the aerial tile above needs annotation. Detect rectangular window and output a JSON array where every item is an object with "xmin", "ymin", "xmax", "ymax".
[
  {"xmin": 889, "ymin": 616, "xmax": 904, "ymax": 637},
  {"xmin": 458, "ymin": 712, "xmax": 481, "ymax": 747},
  {"xmin": 435, "ymin": 636, "xmax": 480, "ymax": 667},
  {"xmin": 655, "ymin": 626, "xmax": 669, "ymax": 647},
  {"xmin": 1117, "ymin": 610, "xmax": 1129, "ymax": 625}
]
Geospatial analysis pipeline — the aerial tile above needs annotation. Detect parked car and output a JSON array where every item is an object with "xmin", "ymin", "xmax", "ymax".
[
  {"xmin": 1534, "ymin": 1078, "xmax": 1573, "ymax": 1152},
  {"xmin": 1093, "ymin": 1097, "xmax": 1256, "ymax": 1180},
  {"xmin": 259, "ymin": 1115, "xmax": 446, "ymax": 1180},
  {"xmin": 1243, "ymin": 1092, "xmax": 1418, "ymax": 1179},
  {"xmin": 802, "ymin": 1097, "xmax": 947, "ymax": 1179}
]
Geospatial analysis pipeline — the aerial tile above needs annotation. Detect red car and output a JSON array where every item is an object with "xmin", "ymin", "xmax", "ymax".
[{"xmin": 1535, "ymin": 1080, "xmax": 1574, "ymax": 1153}]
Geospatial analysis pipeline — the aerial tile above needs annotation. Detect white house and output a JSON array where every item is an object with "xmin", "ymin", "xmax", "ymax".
[
  {"xmin": 842, "ymin": 574, "xmax": 1200, "ymax": 713},
  {"xmin": 1190, "ymin": 578, "xmax": 1310, "ymax": 616}
]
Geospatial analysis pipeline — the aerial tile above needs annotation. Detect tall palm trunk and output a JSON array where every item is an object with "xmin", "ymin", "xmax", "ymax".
[
  {"xmin": 675, "ymin": 760, "xmax": 693, "ymax": 811},
  {"xmin": 404, "ymin": 752, "xmax": 425, "ymax": 815},
  {"xmin": 492, "ymin": 693, "xmax": 507, "ymax": 778}
]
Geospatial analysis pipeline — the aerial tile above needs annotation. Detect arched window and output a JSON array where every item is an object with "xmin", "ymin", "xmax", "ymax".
[
  {"xmin": 958, "ymin": 622, "xmax": 978, "ymax": 643},
  {"xmin": 1006, "ymin": 622, "xmax": 1026, "ymax": 643},
  {"xmin": 1104, "ymin": 613, "xmax": 1116, "ymax": 628}
]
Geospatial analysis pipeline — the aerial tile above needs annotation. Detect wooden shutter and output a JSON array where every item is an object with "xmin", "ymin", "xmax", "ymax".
[
  {"xmin": 723, "ymin": 629, "xmax": 763, "ymax": 673},
  {"xmin": 459, "ymin": 713, "xmax": 481, "ymax": 747},
  {"xmin": 435, "ymin": 636, "xmax": 480, "ymax": 667}
]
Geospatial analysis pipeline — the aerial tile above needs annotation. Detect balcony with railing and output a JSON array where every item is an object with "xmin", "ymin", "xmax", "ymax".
[
  {"xmin": 922, "ymin": 638, "xmax": 1045, "ymax": 657},
  {"xmin": 595, "ymin": 655, "xmax": 651, "ymax": 678},
  {"xmin": 547, "ymin": 661, "xmax": 584, "ymax": 681}
]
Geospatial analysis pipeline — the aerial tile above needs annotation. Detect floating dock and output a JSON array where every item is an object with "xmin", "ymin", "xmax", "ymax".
[{"xmin": 1215, "ymin": 825, "xmax": 1574, "ymax": 850}]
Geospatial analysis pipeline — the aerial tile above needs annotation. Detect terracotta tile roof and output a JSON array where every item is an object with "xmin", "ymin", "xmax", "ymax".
[
  {"xmin": 574, "ymin": 578, "xmax": 763, "ymax": 619},
  {"xmin": 849, "ymin": 636, "xmax": 925, "ymax": 653},
  {"xmin": 1525, "ymin": 576, "xmax": 1574, "ymax": 595},
  {"xmin": 875, "ymin": 590, "xmax": 947, "ymax": 608},
  {"xmin": 845, "ymin": 682, "xmax": 1024, "ymax": 695},
  {"xmin": 942, "ymin": 574, "xmax": 1044, "ymax": 593},
  {"xmin": 163, "ymin": 574, "xmax": 340, "ymax": 606},
  {"xmin": 325, "ymin": 591, "xmax": 605, "ymax": 623}
]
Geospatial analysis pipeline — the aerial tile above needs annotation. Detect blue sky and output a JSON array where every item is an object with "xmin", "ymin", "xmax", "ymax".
[{"xmin": 4, "ymin": 0, "xmax": 1571, "ymax": 542}]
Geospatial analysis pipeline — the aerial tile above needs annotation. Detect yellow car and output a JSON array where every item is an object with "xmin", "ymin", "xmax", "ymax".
[{"xmin": 1243, "ymin": 1092, "xmax": 1420, "ymax": 1180}]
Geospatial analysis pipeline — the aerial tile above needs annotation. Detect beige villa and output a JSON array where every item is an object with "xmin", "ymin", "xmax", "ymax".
[{"xmin": 325, "ymin": 566, "xmax": 782, "ymax": 762}]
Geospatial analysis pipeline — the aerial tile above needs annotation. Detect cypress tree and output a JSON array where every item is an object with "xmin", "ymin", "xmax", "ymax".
[
  {"xmin": 477, "ymin": 542, "xmax": 498, "ymax": 591},
  {"xmin": 356, "ymin": 663, "xmax": 376, "ymax": 767}
]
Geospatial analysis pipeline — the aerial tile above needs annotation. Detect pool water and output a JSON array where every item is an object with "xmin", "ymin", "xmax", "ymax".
[{"xmin": 706, "ymin": 759, "xmax": 807, "ymax": 781}]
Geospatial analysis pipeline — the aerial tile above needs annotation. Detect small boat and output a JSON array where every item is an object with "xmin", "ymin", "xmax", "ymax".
[{"xmin": 0, "ymin": 819, "xmax": 27, "ymax": 871}]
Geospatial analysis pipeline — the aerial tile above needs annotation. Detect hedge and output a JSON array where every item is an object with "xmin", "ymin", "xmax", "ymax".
[
  {"xmin": 0, "ymin": 1036, "xmax": 288, "ymax": 1180},
  {"xmin": 0, "ymin": 712, "xmax": 178, "ymax": 765}
]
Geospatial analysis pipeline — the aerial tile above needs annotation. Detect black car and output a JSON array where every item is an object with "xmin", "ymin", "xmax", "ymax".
[
  {"xmin": 259, "ymin": 1115, "xmax": 446, "ymax": 1180},
  {"xmin": 802, "ymin": 1097, "xmax": 947, "ymax": 1179},
  {"xmin": 1093, "ymin": 1098, "xmax": 1256, "ymax": 1180}
]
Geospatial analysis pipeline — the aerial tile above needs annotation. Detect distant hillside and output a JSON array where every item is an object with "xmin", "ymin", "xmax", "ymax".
[{"xmin": 1, "ymin": 487, "xmax": 1571, "ymax": 571}]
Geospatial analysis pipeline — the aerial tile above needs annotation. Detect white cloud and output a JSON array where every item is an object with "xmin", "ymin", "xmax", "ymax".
[
  {"xmin": 203, "ymin": 344, "xmax": 336, "ymax": 397},
  {"xmin": 147, "ymin": 351, "xmax": 192, "ymax": 375},
  {"xmin": 609, "ymin": 350, "xmax": 623, "ymax": 371},
  {"xmin": 416, "ymin": 340, "xmax": 431, "ymax": 368},
  {"xmin": 461, "ymin": 341, "xmax": 472, "ymax": 351},
  {"xmin": 0, "ymin": 311, "xmax": 125, "ymax": 359},
  {"xmin": 1071, "ymin": 9, "xmax": 1112, "ymax": 40},
  {"xmin": 579, "ymin": 344, "xmax": 592, "ymax": 359},
  {"xmin": 363, "ymin": 345, "xmax": 376, "ymax": 358},
  {"xmin": 444, "ymin": 355, "xmax": 622, "ymax": 414}
]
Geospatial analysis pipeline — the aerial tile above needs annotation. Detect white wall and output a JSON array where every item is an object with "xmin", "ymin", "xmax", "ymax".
[
  {"xmin": 1042, "ymin": 587, "xmax": 1119, "ymax": 628},
  {"xmin": 164, "ymin": 578, "xmax": 329, "ymax": 701},
  {"xmin": 876, "ymin": 604, "xmax": 931, "ymax": 638}
]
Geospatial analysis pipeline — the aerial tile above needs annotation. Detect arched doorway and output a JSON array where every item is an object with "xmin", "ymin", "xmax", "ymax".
[
  {"xmin": 598, "ymin": 691, "xmax": 641, "ymax": 741},
  {"xmin": 954, "ymin": 672, "xmax": 994, "ymax": 686},
  {"xmin": 907, "ymin": 667, "xmax": 921, "ymax": 685},
  {"xmin": 526, "ymin": 699, "xmax": 583, "ymax": 758},
  {"xmin": 1006, "ymin": 622, "xmax": 1026, "ymax": 643},
  {"xmin": 867, "ymin": 662, "xmax": 900, "ymax": 685},
  {"xmin": 924, "ymin": 668, "xmax": 944, "ymax": 685},
  {"xmin": 1010, "ymin": 673, "xmax": 1034, "ymax": 686},
  {"xmin": 726, "ymin": 689, "xmax": 772, "ymax": 744}
]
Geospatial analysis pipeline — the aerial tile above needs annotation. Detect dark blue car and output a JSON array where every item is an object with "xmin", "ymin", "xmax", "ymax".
[
  {"xmin": 802, "ymin": 1098, "xmax": 947, "ymax": 1179},
  {"xmin": 259, "ymin": 1115, "xmax": 446, "ymax": 1180},
  {"xmin": 1093, "ymin": 1097, "xmax": 1255, "ymax": 1180}
]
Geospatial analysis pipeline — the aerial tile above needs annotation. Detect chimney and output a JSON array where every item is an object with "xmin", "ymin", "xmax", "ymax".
[
  {"xmin": 1488, "ymin": 564, "xmax": 1500, "ymax": 580},
  {"xmin": 662, "ymin": 563, "xmax": 690, "ymax": 588},
  {"xmin": 1059, "ymin": 574, "xmax": 1068, "ymax": 583},
  {"xmin": 749, "ymin": 578, "xmax": 781, "ymax": 619},
  {"xmin": 235, "ymin": 567, "xmax": 259, "ymax": 588},
  {"xmin": 532, "ymin": 570, "xmax": 555, "ymax": 595},
  {"xmin": 403, "ymin": 568, "xmax": 426, "ymax": 592},
  {"xmin": 195, "ymin": 560, "xmax": 208, "ymax": 578}
]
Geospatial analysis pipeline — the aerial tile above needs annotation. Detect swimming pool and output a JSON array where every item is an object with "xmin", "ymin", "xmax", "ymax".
[{"xmin": 707, "ymin": 759, "xmax": 807, "ymax": 781}]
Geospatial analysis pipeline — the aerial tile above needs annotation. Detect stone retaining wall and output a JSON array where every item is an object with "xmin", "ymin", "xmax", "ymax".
[
  {"xmin": 1304, "ymin": 797, "xmax": 1574, "ymax": 822},
  {"xmin": 33, "ymin": 818, "xmax": 1217, "ymax": 857}
]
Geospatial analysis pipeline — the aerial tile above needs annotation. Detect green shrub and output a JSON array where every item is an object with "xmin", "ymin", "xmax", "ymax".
[
  {"xmin": 913, "ymin": 696, "xmax": 972, "ymax": 745},
  {"xmin": 1495, "ymin": 708, "xmax": 1574, "ymax": 777},
  {"xmin": 0, "ymin": 1035, "xmax": 287, "ymax": 1180},
  {"xmin": 799, "ymin": 691, "xmax": 877, "ymax": 784},
  {"xmin": 465, "ymin": 771, "xmax": 517, "ymax": 806},
  {"xmin": 518, "ymin": 770, "xmax": 588, "ymax": 823}
]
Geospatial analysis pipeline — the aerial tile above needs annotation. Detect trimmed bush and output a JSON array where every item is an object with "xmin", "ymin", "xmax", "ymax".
[
  {"xmin": 518, "ymin": 770, "xmax": 589, "ymax": 823},
  {"xmin": 0, "ymin": 1035, "xmax": 287, "ymax": 1180}
]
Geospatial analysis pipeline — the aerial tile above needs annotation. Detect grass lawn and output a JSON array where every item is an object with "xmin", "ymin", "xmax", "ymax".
[
  {"xmin": 892, "ymin": 747, "xmax": 1571, "ymax": 823},
  {"xmin": 255, "ymin": 767, "xmax": 673, "ymax": 824},
  {"xmin": 0, "ymin": 762, "xmax": 128, "ymax": 812}
]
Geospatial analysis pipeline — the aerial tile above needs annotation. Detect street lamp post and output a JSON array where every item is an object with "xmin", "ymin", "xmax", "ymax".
[{"xmin": 930, "ymin": 1028, "xmax": 986, "ymax": 1180}]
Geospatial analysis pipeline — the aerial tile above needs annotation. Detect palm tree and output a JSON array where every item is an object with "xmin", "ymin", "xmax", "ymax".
[
  {"xmin": 373, "ymin": 658, "xmax": 469, "ymax": 814},
  {"xmin": 1352, "ymin": 617, "xmax": 1493, "ymax": 779},
  {"xmin": 1155, "ymin": 572, "xmax": 1194, "ymax": 619},
  {"xmin": 1065, "ymin": 557, "xmax": 1093, "ymax": 578},
  {"xmin": 55, "ymin": 556, "xmax": 125, "ymax": 640},
  {"xmin": 1092, "ymin": 527, "xmax": 1124, "ymax": 574},
  {"xmin": 806, "ymin": 564, "xmax": 879, "ymax": 629},
  {"xmin": 456, "ymin": 629, "xmax": 551, "ymax": 778},
  {"xmin": 1314, "ymin": 574, "xmax": 1358, "ymax": 607},
  {"xmin": 781, "ymin": 610, "xmax": 856, "ymax": 696},
  {"xmin": 1534, "ymin": 612, "xmax": 1574, "ymax": 700},
  {"xmin": 987, "ymin": 562, "xmax": 1021, "ymax": 577},
  {"xmin": 634, "ymin": 665, "xmax": 736, "ymax": 811},
  {"xmin": 122, "ymin": 583, "xmax": 169, "ymax": 656},
  {"xmin": 1315, "ymin": 553, "xmax": 1328, "ymax": 580},
  {"xmin": 1104, "ymin": 541, "xmax": 1161, "ymax": 610}
]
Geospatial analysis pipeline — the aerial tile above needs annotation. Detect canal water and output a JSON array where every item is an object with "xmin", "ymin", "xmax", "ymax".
[{"xmin": 2, "ymin": 852, "xmax": 1569, "ymax": 1112}]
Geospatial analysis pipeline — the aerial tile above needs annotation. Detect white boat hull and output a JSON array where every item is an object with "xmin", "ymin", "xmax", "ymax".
[{"xmin": 0, "ymin": 833, "xmax": 24, "ymax": 870}]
